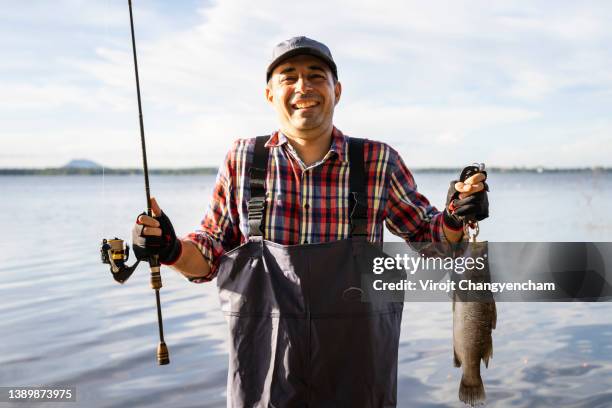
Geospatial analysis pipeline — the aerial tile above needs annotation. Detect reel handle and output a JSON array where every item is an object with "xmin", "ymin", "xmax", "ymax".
[{"xmin": 100, "ymin": 238, "xmax": 138, "ymax": 283}]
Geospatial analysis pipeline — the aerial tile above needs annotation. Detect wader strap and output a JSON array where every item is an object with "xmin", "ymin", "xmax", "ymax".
[
  {"xmin": 248, "ymin": 135, "xmax": 270, "ymax": 237},
  {"xmin": 348, "ymin": 137, "xmax": 368, "ymax": 237}
]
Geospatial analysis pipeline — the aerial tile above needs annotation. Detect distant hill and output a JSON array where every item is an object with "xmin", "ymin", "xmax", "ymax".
[
  {"xmin": 63, "ymin": 159, "xmax": 102, "ymax": 169},
  {"xmin": 0, "ymin": 160, "xmax": 219, "ymax": 175}
]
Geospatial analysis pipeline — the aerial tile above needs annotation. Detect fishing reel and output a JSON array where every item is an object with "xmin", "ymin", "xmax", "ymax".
[{"xmin": 100, "ymin": 238, "xmax": 140, "ymax": 284}]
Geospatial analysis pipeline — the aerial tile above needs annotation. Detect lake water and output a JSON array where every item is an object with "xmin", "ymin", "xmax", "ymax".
[{"xmin": 1, "ymin": 172, "xmax": 612, "ymax": 407}]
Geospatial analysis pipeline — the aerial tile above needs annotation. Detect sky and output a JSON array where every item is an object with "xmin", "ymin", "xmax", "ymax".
[{"xmin": 1, "ymin": 0, "xmax": 611, "ymax": 168}]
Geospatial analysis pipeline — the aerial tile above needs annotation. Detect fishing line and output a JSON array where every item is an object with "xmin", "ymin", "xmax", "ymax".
[{"xmin": 100, "ymin": 0, "xmax": 111, "ymax": 239}]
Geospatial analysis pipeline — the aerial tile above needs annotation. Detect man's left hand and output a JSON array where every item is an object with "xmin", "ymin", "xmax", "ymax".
[{"xmin": 443, "ymin": 171, "xmax": 489, "ymax": 229}]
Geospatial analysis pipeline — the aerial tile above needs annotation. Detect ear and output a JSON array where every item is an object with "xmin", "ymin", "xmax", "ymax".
[
  {"xmin": 334, "ymin": 81, "xmax": 342, "ymax": 106},
  {"xmin": 265, "ymin": 84, "xmax": 274, "ymax": 105}
]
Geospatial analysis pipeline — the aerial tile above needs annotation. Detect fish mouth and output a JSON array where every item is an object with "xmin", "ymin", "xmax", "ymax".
[{"xmin": 291, "ymin": 100, "xmax": 320, "ymax": 110}]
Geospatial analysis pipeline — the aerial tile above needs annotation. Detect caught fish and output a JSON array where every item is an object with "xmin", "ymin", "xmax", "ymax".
[
  {"xmin": 451, "ymin": 163, "xmax": 496, "ymax": 406},
  {"xmin": 452, "ymin": 239, "xmax": 496, "ymax": 406},
  {"xmin": 453, "ymin": 292, "xmax": 496, "ymax": 406}
]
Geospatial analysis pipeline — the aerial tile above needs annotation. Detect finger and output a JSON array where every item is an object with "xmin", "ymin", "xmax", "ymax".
[
  {"xmin": 464, "ymin": 172, "xmax": 486, "ymax": 185},
  {"xmin": 142, "ymin": 226, "xmax": 162, "ymax": 236},
  {"xmin": 455, "ymin": 181, "xmax": 483, "ymax": 193},
  {"xmin": 150, "ymin": 197, "xmax": 163, "ymax": 217},
  {"xmin": 454, "ymin": 181, "xmax": 471, "ymax": 193},
  {"xmin": 137, "ymin": 214, "xmax": 160, "ymax": 227},
  {"xmin": 458, "ymin": 183, "xmax": 484, "ymax": 199}
]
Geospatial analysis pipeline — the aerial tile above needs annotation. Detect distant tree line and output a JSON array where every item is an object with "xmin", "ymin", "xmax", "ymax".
[
  {"xmin": 0, "ymin": 167, "xmax": 219, "ymax": 175},
  {"xmin": 0, "ymin": 167, "xmax": 609, "ymax": 176}
]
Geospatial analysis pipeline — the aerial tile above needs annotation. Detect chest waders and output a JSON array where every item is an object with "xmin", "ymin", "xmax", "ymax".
[{"xmin": 216, "ymin": 136, "xmax": 404, "ymax": 407}]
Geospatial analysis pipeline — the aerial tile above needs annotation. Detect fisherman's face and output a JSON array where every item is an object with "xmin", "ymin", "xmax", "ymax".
[{"xmin": 266, "ymin": 54, "xmax": 341, "ymax": 138}]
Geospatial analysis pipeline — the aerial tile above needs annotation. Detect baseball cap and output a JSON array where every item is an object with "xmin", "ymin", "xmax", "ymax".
[{"xmin": 266, "ymin": 36, "xmax": 338, "ymax": 82}]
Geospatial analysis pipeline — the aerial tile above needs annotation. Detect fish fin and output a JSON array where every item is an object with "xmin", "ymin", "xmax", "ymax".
[
  {"xmin": 482, "ymin": 336, "xmax": 493, "ymax": 368},
  {"xmin": 459, "ymin": 375, "xmax": 486, "ymax": 406},
  {"xmin": 454, "ymin": 347, "xmax": 461, "ymax": 367}
]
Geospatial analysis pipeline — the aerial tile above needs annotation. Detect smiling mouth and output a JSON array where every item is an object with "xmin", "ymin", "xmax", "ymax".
[{"xmin": 291, "ymin": 100, "xmax": 320, "ymax": 110}]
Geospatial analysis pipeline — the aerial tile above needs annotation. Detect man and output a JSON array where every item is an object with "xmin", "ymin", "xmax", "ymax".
[{"xmin": 134, "ymin": 36, "xmax": 488, "ymax": 407}]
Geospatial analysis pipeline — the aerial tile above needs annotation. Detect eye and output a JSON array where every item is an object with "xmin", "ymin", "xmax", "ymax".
[{"xmin": 281, "ymin": 76, "xmax": 297, "ymax": 83}]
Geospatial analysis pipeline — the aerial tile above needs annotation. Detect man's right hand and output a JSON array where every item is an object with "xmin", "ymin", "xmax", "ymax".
[{"xmin": 132, "ymin": 197, "xmax": 182, "ymax": 265}]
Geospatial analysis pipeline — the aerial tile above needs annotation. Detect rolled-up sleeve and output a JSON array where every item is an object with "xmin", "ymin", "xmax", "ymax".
[
  {"xmin": 186, "ymin": 143, "xmax": 243, "ymax": 282},
  {"xmin": 384, "ymin": 151, "xmax": 446, "ymax": 242}
]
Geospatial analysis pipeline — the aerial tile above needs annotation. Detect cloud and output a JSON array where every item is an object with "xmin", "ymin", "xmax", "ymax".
[
  {"xmin": 1, "ymin": 0, "xmax": 612, "ymax": 168},
  {"xmin": 337, "ymin": 102, "xmax": 539, "ymax": 142},
  {"xmin": 485, "ymin": 121, "xmax": 612, "ymax": 167}
]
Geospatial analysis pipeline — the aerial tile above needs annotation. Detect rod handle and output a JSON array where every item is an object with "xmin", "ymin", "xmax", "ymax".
[{"xmin": 157, "ymin": 341, "xmax": 170, "ymax": 365}]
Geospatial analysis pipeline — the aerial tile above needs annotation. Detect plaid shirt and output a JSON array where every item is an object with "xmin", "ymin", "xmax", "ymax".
[{"xmin": 186, "ymin": 127, "xmax": 446, "ymax": 282}]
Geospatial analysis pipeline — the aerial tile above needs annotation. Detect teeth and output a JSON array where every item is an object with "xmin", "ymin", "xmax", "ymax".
[{"xmin": 295, "ymin": 101, "xmax": 318, "ymax": 109}]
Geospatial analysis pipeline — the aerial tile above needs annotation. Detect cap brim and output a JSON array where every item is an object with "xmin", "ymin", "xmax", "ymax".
[{"xmin": 266, "ymin": 47, "xmax": 338, "ymax": 82}]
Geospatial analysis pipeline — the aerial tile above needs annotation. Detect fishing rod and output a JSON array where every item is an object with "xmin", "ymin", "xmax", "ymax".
[{"xmin": 99, "ymin": 0, "xmax": 170, "ymax": 366}]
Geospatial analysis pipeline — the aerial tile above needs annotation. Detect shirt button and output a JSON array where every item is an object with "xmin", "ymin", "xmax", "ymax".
[{"xmin": 304, "ymin": 203, "xmax": 310, "ymax": 209}]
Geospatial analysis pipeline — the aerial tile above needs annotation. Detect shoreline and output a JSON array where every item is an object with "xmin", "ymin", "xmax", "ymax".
[{"xmin": 0, "ymin": 167, "xmax": 610, "ymax": 176}]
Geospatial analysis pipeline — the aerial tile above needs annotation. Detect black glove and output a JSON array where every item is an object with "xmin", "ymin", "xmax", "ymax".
[
  {"xmin": 443, "ymin": 169, "xmax": 489, "ymax": 230},
  {"xmin": 132, "ymin": 211, "xmax": 182, "ymax": 265}
]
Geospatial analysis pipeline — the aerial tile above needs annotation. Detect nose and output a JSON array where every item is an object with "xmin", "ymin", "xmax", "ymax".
[{"xmin": 295, "ymin": 75, "xmax": 313, "ymax": 93}]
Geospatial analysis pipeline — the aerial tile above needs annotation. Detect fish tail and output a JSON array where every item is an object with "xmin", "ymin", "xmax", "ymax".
[{"xmin": 459, "ymin": 375, "xmax": 486, "ymax": 406}]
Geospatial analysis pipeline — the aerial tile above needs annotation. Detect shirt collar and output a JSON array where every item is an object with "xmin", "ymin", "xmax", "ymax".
[{"xmin": 264, "ymin": 126, "xmax": 348, "ymax": 163}]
